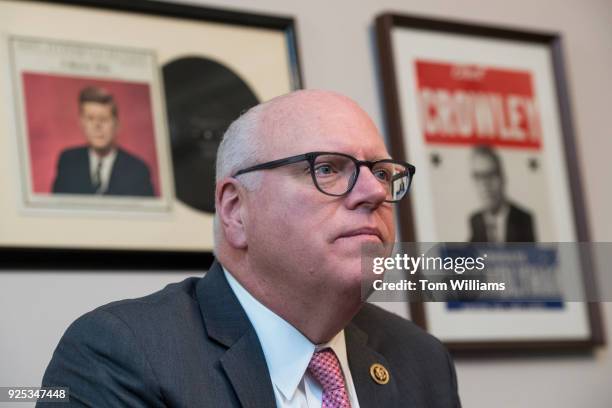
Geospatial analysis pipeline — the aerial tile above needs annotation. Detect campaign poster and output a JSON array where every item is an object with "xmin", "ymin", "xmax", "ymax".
[
  {"xmin": 378, "ymin": 16, "xmax": 596, "ymax": 346},
  {"xmin": 414, "ymin": 60, "xmax": 565, "ymax": 310},
  {"xmin": 415, "ymin": 60, "xmax": 555, "ymax": 244}
]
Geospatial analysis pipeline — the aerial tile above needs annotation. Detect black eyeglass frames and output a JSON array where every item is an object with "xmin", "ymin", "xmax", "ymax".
[{"xmin": 232, "ymin": 151, "xmax": 415, "ymax": 203}]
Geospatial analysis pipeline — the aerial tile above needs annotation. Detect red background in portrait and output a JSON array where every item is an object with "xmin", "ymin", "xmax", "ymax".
[{"xmin": 22, "ymin": 73, "xmax": 161, "ymax": 196}]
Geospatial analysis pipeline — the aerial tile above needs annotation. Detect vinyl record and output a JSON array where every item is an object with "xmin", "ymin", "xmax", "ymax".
[{"xmin": 163, "ymin": 56, "xmax": 259, "ymax": 213}]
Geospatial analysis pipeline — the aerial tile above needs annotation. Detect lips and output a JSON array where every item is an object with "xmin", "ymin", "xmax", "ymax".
[{"xmin": 336, "ymin": 227, "xmax": 383, "ymax": 242}]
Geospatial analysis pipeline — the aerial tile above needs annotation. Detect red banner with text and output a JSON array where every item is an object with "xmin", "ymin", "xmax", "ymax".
[{"xmin": 415, "ymin": 60, "xmax": 542, "ymax": 150}]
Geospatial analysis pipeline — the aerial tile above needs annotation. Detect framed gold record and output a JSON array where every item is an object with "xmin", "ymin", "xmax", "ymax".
[{"xmin": 0, "ymin": 0, "xmax": 302, "ymax": 269}]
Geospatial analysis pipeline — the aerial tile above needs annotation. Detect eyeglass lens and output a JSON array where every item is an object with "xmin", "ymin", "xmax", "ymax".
[{"xmin": 312, "ymin": 154, "xmax": 410, "ymax": 201}]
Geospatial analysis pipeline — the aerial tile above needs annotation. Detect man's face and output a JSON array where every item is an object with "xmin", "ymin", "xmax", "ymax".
[
  {"xmin": 241, "ymin": 96, "xmax": 395, "ymax": 299},
  {"xmin": 472, "ymin": 153, "xmax": 505, "ymax": 211},
  {"xmin": 79, "ymin": 102, "xmax": 117, "ymax": 153}
]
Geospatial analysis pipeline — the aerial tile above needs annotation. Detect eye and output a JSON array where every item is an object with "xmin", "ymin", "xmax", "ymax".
[
  {"xmin": 373, "ymin": 168, "xmax": 391, "ymax": 182},
  {"xmin": 314, "ymin": 163, "xmax": 337, "ymax": 176}
]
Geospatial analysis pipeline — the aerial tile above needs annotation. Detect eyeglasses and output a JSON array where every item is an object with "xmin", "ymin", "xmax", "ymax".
[{"xmin": 233, "ymin": 151, "xmax": 415, "ymax": 202}]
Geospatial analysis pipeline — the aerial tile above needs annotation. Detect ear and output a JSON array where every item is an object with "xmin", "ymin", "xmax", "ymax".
[{"xmin": 216, "ymin": 178, "xmax": 248, "ymax": 249}]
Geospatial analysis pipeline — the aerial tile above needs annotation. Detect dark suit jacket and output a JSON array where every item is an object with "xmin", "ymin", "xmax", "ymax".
[
  {"xmin": 469, "ymin": 202, "xmax": 536, "ymax": 242},
  {"xmin": 52, "ymin": 146, "xmax": 155, "ymax": 196},
  {"xmin": 38, "ymin": 261, "xmax": 461, "ymax": 407}
]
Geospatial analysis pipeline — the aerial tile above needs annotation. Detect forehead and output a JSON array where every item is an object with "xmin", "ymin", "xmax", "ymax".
[
  {"xmin": 80, "ymin": 102, "xmax": 113, "ymax": 115},
  {"xmin": 260, "ymin": 96, "xmax": 389, "ymax": 160},
  {"xmin": 472, "ymin": 153, "xmax": 498, "ymax": 172}
]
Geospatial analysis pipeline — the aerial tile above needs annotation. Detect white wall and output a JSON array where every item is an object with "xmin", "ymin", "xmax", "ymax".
[{"xmin": 1, "ymin": 0, "xmax": 611, "ymax": 406}]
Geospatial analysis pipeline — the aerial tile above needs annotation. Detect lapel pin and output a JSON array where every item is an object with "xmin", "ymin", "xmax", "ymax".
[{"xmin": 369, "ymin": 363, "xmax": 390, "ymax": 385}]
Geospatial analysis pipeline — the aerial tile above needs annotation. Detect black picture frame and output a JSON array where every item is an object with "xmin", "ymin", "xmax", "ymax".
[
  {"xmin": 375, "ymin": 12, "xmax": 604, "ymax": 352},
  {"xmin": 0, "ymin": 0, "xmax": 303, "ymax": 270}
]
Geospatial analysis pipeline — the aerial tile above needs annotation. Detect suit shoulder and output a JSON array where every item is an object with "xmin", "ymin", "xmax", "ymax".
[
  {"xmin": 97, "ymin": 276, "xmax": 199, "ymax": 319},
  {"xmin": 509, "ymin": 202, "xmax": 533, "ymax": 220},
  {"xmin": 57, "ymin": 146, "xmax": 88, "ymax": 160},
  {"xmin": 39, "ymin": 280, "xmax": 194, "ymax": 406},
  {"xmin": 66, "ymin": 277, "xmax": 201, "ymax": 341},
  {"xmin": 116, "ymin": 148, "xmax": 151, "ymax": 172},
  {"xmin": 469, "ymin": 210, "xmax": 483, "ymax": 223},
  {"xmin": 353, "ymin": 303, "xmax": 448, "ymax": 355}
]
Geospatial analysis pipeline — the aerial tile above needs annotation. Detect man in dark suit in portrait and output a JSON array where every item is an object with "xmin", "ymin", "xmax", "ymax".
[
  {"xmin": 52, "ymin": 86, "xmax": 155, "ymax": 197},
  {"xmin": 39, "ymin": 90, "xmax": 461, "ymax": 407},
  {"xmin": 468, "ymin": 145, "xmax": 536, "ymax": 242}
]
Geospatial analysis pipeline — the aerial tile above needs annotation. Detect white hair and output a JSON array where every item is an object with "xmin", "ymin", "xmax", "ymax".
[
  {"xmin": 216, "ymin": 106, "xmax": 267, "ymax": 182},
  {"xmin": 213, "ymin": 103, "xmax": 266, "ymax": 249}
]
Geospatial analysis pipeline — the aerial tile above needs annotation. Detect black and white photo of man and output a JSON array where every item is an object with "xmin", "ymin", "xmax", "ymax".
[{"xmin": 468, "ymin": 145, "xmax": 536, "ymax": 242}]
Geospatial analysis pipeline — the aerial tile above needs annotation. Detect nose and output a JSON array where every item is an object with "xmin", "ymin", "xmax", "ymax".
[{"xmin": 344, "ymin": 166, "xmax": 387, "ymax": 210}]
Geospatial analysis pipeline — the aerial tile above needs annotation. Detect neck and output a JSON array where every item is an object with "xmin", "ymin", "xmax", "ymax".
[
  {"xmin": 218, "ymin": 251, "xmax": 362, "ymax": 344},
  {"xmin": 274, "ymin": 286, "xmax": 361, "ymax": 344},
  {"xmin": 92, "ymin": 146, "xmax": 114, "ymax": 158},
  {"xmin": 487, "ymin": 199, "xmax": 507, "ymax": 215}
]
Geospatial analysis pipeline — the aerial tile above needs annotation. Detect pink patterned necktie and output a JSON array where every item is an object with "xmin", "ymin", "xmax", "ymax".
[{"xmin": 308, "ymin": 348, "xmax": 352, "ymax": 408}]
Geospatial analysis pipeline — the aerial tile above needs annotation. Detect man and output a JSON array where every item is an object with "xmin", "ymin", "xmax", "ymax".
[
  {"xmin": 39, "ymin": 90, "xmax": 460, "ymax": 407},
  {"xmin": 468, "ymin": 145, "xmax": 536, "ymax": 242},
  {"xmin": 52, "ymin": 86, "xmax": 155, "ymax": 196}
]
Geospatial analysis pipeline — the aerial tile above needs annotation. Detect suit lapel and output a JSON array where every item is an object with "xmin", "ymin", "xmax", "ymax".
[
  {"xmin": 78, "ymin": 147, "xmax": 96, "ymax": 194},
  {"xmin": 345, "ymin": 322, "xmax": 406, "ymax": 408},
  {"xmin": 505, "ymin": 205, "xmax": 518, "ymax": 241},
  {"xmin": 220, "ymin": 329, "xmax": 277, "ymax": 408},
  {"xmin": 196, "ymin": 261, "xmax": 276, "ymax": 408},
  {"xmin": 106, "ymin": 149, "xmax": 123, "ymax": 195}
]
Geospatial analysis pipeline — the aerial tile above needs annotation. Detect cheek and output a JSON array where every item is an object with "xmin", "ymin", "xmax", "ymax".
[
  {"xmin": 276, "ymin": 194, "xmax": 326, "ymax": 236},
  {"xmin": 382, "ymin": 208, "xmax": 395, "ymax": 241},
  {"xmin": 476, "ymin": 183, "xmax": 489, "ymax": 194},
  {"xmin": 246, "ymin": 194, "xmax": 333, "ymax": 278},
  {"xmin": 103, "ymin": 124, "xmax": 115, "ymax": 137},
  {"xmin": 250, "ymin": 184, "xmax": 330, "ymax": 247}
]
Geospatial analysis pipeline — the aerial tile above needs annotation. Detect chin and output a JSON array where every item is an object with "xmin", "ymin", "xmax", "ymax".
[{"xmin": 324, "ymin": 257, "xmax": 368, "ymax": 293}]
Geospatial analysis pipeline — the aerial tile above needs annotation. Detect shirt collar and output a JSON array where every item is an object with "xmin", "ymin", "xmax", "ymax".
[
  {"xmin": 485, "ymin": 202, "xmax": 510, "ymax": 219},
  {"xmin": 88, "ymin": 147, "xmax": 117, "ymax": 165},
  {"xmin": 223, "ymin": 267, "xmax": 347, "ymax": 401}
]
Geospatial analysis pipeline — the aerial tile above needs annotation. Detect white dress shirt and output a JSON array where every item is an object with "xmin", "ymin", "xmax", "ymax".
[
  {"xmin": 483, "ymin": 203, "xmax": 510, "ymax": 242},
  {"xmin": 88, "ymin": 148, "xmax": 117, "ymax": 194},
  {"xmin": 224, "ymin": 268, "xmax": 361, "ymax": 408}
]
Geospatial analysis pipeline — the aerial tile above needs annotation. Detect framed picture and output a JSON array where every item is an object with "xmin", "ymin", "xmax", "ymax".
[
  {"xmin": 10, "ymin": 36, "xmax": 171, "ymax": 211},
  {"xmin": 375, "ymin": 13, "xmax": 604, "ymax": 351},
  {"xmin": 0, "ymin": 0, "xmax": 302, "ymax": 269}
]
